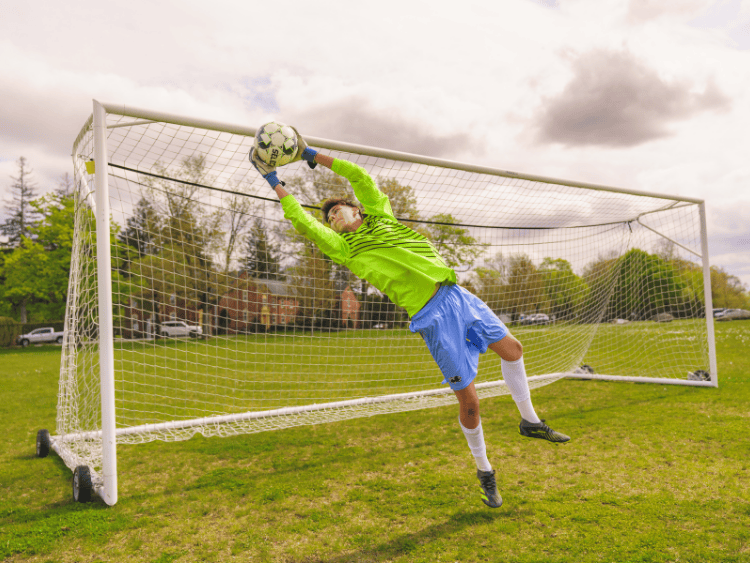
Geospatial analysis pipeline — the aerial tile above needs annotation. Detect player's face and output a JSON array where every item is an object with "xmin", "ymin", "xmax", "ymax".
[{"xmin": 328, "ymin": 205, "xmax": 361, "ymax": 233}]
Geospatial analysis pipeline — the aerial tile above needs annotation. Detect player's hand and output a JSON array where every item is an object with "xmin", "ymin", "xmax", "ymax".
[
  {"xmin": 249, "ymin": 147, "xmax": 284, "ymax": 189},
  {"xmin": 290, "ymin": 127, "xmax": 318, "ymax": 169}
]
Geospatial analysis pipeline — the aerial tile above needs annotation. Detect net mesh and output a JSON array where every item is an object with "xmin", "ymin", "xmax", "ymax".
[{"xmin": 60, "ymin": 110, "xmax": 711, "ymax": 482}]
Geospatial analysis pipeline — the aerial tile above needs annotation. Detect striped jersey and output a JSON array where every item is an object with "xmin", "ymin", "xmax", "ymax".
[{"xmin": 280, "ymin": 159, "xmax": 457, "ymax": 317}]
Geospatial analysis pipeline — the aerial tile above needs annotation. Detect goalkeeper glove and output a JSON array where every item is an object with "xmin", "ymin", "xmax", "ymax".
[
  {"xmin": 249, "ymin": 147, "xmax": 284, "ymax": 189},
  {"xmin": 290, "ymin": 127, "xmax": 318, "ymax": 169}
]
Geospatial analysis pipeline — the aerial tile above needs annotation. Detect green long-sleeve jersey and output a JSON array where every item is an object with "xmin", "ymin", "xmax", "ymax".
[{"xmin": 280, "ymin": 159, "xmax": 457, "ymax": 317}]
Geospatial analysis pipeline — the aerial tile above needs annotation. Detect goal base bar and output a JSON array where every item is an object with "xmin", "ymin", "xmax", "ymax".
[
  {"xmin": 52, "ymin": 374, "xmax": 562, "ymax": 443},
  {"xmin": 49, "ymin": 437, "xmax": 109, "ymax": 504},
  {"xmin": 563, "ymin": 372, "xmax": 716, "ymax": 387}
]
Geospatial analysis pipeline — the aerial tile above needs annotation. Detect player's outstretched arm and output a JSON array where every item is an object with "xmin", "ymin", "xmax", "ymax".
[
  {"xmin": 274, "ymin": 183, "xmax": 290, "ymax": 199},
  {"xmin": 313, "ymin": 153, "xmax": 334, "ymax": 169},
  {"xmin": 272, "ymin": 155, "xmax": 332, "ymax": 199}
]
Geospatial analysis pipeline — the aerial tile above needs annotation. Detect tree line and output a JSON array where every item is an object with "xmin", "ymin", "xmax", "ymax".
[{"xmin": 1, "ymin": 156, "xmax": 749, "ymax": 331}]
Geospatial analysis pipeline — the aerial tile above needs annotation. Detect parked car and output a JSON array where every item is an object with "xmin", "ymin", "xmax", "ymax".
[
  {"xmin": 159, "ymin": 321, "xmax": 202, "ymax": 338},
  {"xmin": 16, "ymin": 327, "xmax": 65, "ymax": 347},
  {"xmin": 519, "ymin": 313, "xmax": 550, "ymax": 326},
  {"xmin": 713, "ymin": 308, "xmax": 727, "ymax": 318},
  {"xmin": 715, "ymin": 309, "xmax": 750, "ymax": 321}
]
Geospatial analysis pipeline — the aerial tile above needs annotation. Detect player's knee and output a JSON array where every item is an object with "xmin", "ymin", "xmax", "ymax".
[
  {"xmin": 455, "ymin": 384, "xmax": 480, "ymax": 415},
  {"xmin": 510, "ymin": 338, "xmax": 523, "ymax": 360},
  {"xmin": 489, "ymin": 335, "xmax": 523, "ymax": 361},
  {"xmin": 461, "ymin": 393, "xmax": 479, "ymax": 413}
]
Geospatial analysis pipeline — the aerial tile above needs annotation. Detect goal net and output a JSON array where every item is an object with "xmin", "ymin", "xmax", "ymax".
[{"xmin": 56, "ymin": 101, "xmax": 716, "ymax": 503}]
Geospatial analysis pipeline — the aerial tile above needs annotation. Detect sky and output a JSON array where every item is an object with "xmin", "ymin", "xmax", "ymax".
[{"xmin": 1, "ymin": 0, "xmax": 748, "ymax": 287}]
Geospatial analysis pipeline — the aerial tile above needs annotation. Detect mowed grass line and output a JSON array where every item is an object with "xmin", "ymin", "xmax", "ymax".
[{"xmin": 0, "ymin": 321, "xmax": 747, "ymax": 562}]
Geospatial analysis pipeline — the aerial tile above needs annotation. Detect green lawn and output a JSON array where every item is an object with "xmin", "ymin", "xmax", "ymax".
[{"xmin": 1, "ymin": 321, "xmax": 749, "ymax": 562}]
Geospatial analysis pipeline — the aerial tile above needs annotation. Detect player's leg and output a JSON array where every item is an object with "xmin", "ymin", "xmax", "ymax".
[
  {"xmin": 454, "ymin": 383, "xmax": 502, "ymax": 508},
  {"xmin": 488, "ymin": 335, "xmax": 570, "ymax": 443},
  {"xmin": 488, "ymin": 335, "xmax": 539, "ymax": 423},
  {"xmin": 408, "ymin": 284, "xmax": 502, "ymax": 507}
]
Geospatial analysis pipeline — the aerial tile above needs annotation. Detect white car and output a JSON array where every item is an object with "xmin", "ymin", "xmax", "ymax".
[
  {"xmin": 159, "ymin": 321, "xmax": 202, "ymax": 338},
  {"xmin": 17, "ymin": 327, "xmax": 65, "ymax": 347},
  {"xmin": 716, "ymin": 309, "xmax": 750, "ymax": 321}
]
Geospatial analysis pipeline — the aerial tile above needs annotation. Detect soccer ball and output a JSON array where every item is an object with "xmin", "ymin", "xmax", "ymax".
[{"xmin": 254, "ymin": 122, "xmax": 298, "ymax": 167}]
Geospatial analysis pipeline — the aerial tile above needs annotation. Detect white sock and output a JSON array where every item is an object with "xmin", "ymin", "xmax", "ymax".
[
  {"xmin": 501, "ymin": 357, "xmax": 541, "ymax": 424},
  {"xmin": 459, "ymin": 417, "xmax": 492, "ymax": 472}
]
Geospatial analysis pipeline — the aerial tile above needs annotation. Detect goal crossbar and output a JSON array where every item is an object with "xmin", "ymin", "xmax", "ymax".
[{"xmin": 98, "ymin": 102, "xmax": 704, "ymax": 205}]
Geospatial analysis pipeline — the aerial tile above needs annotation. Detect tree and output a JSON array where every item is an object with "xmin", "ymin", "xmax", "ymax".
[
  {"xmin": 470, "ymin": 253, "xmax": 549, "ymax": 318},
  {"xmin": 56, "ymin": 172, "xmax": 75, "ymax": 198},
  {"xmin": 422, "ymin": 213, "xmax": 484, "ymax": 271},
  {"xmin": 115, "ymin": 197, "xmax": 162, "ymax": 279},
  {"xmin": 1, "ymin": 192, "xmax": 76, "ymax": 322},
  {"xmin": 653, "ymin": 240, "xmax": 709, "ymax": 317},
  {"xmin": 221, "ymin": 193, "xmax": 254, "ymax": 275},
  {"xmin": 2, "ymin": 239, "xmax": 49, "ymax": 323},
  {"xmin": 539, "ymin": 257, "xmax": 589, "ymax": 322},
  {"xmin": 375, "ymin": 177, "xmax": 421, "ymax": 222},
  {"xmin": 243, "ymin": 217, "xmax": 282, "ymax": 280},
  {"xmin": 711, "ymin": 266, "xmax": 750, "ymax": 309},
  {"xmin": 1, "ymin": 157, "xmax": 40, "ymax": 247},
  {"xmin": 582, "ymin": 249, "xmax": 688, "ymax": 321},
  {"xmin": 129, "ymin": 156, "xmax": 225, "ymax": 323},
  {"xmin": 581, "ymin": 252, "xmax": 620, "ymax": 323},
  {"xmin": 505, "ymin": 254, "xmax": 548, "ymax": 317},
  {"xmin": 288, "ymin": 240, "xmax": 337, "ymax": 329},
  {"xmin": 118, "ymin": 197, "xmax": 161, "ymax": 259}
]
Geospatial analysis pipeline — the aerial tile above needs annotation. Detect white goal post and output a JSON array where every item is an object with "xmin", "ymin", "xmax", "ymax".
[{"xmin": 47, "ymin": 100, "xmax": 717, "ymax": 505}]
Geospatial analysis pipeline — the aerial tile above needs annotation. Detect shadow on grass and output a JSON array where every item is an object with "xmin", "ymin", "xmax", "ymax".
[{"xmin": 312, "ymin": 509, "xmax": 502, "ymax": 563}]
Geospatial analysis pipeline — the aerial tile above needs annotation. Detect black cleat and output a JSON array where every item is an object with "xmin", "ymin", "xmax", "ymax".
[
  {"xmin": 519, "ymin": 419, "xmax": 570, "ymax": 443},
  {"xmin": 477, "ymin": 469, "xmax": 503, "ymax": 508}
]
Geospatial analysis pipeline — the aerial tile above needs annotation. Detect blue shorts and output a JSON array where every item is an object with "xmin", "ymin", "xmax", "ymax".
[{"xmin": 409, "ymin": 284, "xmax": 509, "ymax": 391}]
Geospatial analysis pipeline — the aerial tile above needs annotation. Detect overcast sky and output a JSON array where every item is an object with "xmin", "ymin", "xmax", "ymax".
[{"xmin": 1, "ymin": 0, "xmax": 748, "ymax": 286}]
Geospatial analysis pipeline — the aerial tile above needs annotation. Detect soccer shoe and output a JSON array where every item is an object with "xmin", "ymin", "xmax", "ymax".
[
  {"xmin": 476, "ymin": 469, "xmax": 503, "ymax": 508},
  {"xmin": 519, "ymin": 419, "xmax": 570, "ymax": 443}
]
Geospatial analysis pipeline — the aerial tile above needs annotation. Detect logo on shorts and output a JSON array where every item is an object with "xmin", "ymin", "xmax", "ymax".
[{"xmin": 449, "ymin": 375, "xmax": 462, "ymax": 384}]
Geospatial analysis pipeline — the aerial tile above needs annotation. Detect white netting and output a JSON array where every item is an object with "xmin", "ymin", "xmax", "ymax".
[{"xmin": 59, "ymin": 108, "xmax": 712, "ymax": 481}]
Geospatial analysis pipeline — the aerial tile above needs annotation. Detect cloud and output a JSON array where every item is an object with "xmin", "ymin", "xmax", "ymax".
[
  {"xmin": 705, "ymin": 202, "xmax": 750, "ymax": 286},
  {"xmin": 688, "ymin": 0, "xmax": 750, "ymax": 50},
  {"xmin": 529, "ymin": 0, "xmax": 560, "ymax": 8},
  {"xmin": 625, "ymin": 0, "xmax": 716, "ymax": 23},
  {"xmin": 533, "ymin": 48, "xmax": 731, "ymax": 147},
  {"xmin": 284, "ymin": 96, "xmax": 485, "ymax": 159}
]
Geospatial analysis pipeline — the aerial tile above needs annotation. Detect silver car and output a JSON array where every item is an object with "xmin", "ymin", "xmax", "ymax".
[{"xmin": 159, "ymin": 321, "xmax": 202, "ymax": 338}]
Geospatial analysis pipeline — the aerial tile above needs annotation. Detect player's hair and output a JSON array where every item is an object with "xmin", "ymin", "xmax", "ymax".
[{"xmin": 321, "ymin": 198, "xmax": 362, "ymax": 224}]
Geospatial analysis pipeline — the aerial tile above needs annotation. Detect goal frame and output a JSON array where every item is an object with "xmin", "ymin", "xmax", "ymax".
[{"xmin": 56, "ymin": 100, "xmax": 718, "ymax": 505}]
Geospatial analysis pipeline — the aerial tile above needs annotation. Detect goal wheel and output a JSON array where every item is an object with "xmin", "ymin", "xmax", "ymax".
[
  {"xmin": 36, "ymin": 429, "xmax": 51, "ymax": 458},
  {"xmin": 73, "ymin": 465, "xmax": 93, "ymax": 503}
]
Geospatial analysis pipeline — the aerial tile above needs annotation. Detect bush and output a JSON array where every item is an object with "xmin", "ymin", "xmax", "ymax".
[{"xmin": 0, "ymin": 317, "xmax": 21, "ymax": 347}]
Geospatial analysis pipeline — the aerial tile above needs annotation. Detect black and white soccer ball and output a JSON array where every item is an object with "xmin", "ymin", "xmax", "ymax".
[{"xmin": 254, "ymin": 122, "xmax": 298, "ymax": 167}]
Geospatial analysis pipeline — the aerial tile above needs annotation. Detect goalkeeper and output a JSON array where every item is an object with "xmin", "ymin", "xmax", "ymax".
[{"xmin": 250, "ymin": 130, "xmax": 570, "ymax": 509}]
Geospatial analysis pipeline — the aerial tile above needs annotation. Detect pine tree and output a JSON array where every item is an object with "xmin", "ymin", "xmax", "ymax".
[
  {"xmin": 243, "ymin": 218, "xmax": 282, "ymax": 280},
  {"xmin": 118, "ymin": 197, "xmax": 161, "ymax": 258},
  {"xmin": 1, "ymin": 157, "xmax": 40, "ymax": 247}
]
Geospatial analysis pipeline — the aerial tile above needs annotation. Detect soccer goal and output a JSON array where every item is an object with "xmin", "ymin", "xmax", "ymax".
[{"xmin": 40, "ymin": 100, "xmax": 717, "ymax": 505}]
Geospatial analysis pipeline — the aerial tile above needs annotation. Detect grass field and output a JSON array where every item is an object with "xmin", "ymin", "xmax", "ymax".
[{"xmin": 1, "ymin": 321, "xmax": 749, "ymax": 562}]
